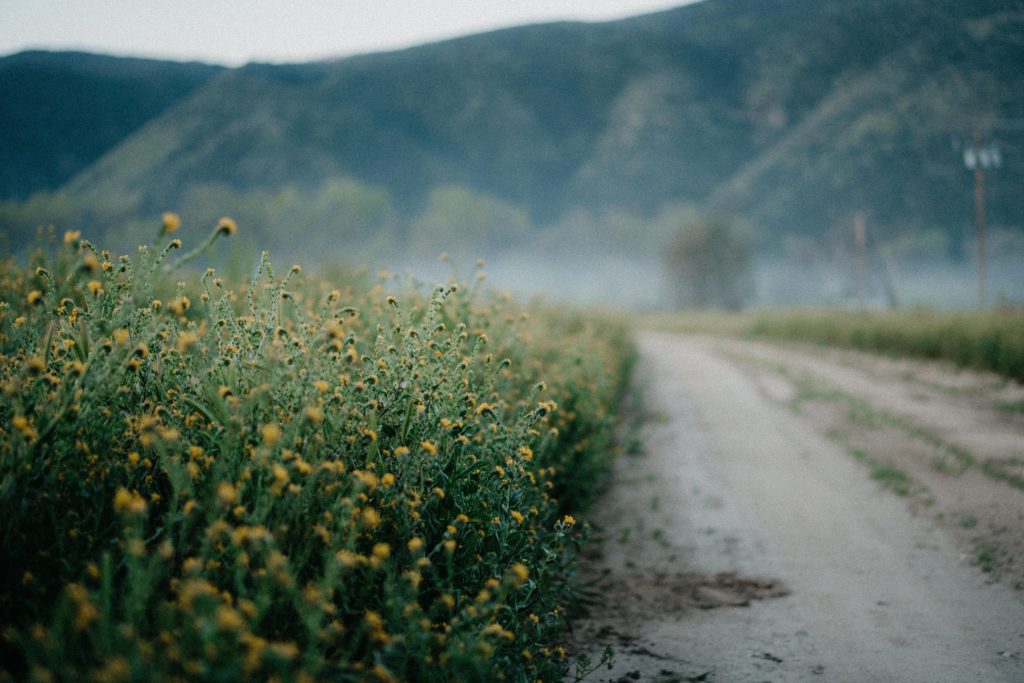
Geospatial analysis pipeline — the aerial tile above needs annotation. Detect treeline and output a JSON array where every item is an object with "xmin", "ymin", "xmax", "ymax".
[{"xmin": 0, "ymin": 178, "xmax": 698, "ymax": 266}]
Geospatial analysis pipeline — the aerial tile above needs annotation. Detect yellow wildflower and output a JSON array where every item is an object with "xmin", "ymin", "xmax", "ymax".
[
  {"xmin": 362, "ymin": 507, "xmax": 381, "ymax": 528},
  {"xmin": 11, "ymin": 415, "xmax": 36, "ymax": 440},
  {"xmin": 168, "ymin": 296, "xmax": 190, "ymax": 314},
  {"xmin": 216, "ymin": 217, "xmax": 238, "ymax": 236},
  {"xmin": 507, "ymin": 563, "xmax": 529, "ymax": 587},
  {"xmin": 261, "ymin": 423, "xmax": 282, "ymax": 445},
  {"xmin": 216, "ymin": 605, "xmax": 244, "ymax": 631},
  {"xmin": 336, "ymin": 550, "xmax": 362, "ymax": 568},
  {"xmin": 175, "ymin": 331, "xmax": 198, "ymax": 353},
  {"xmin": 482, "ymin": 623, "xmax": 515, "ymax": 640},
  {"xmin": 216, "ymin": 482, "xmax": 237, "ymax": 507},
  {"xmin": 353, "ymin": 470, "xmax": 379, "ymax": 489},
  {"xmin": 161, "ymin": 212, "xmax": 181, "ymax": 234},
  {"xmin": 268, "ymin": 641, "xmax": 298, "ymax": 660},
  {"xmin": 112, "ymin": 488, "xmax": 147, "ymax": 516}
]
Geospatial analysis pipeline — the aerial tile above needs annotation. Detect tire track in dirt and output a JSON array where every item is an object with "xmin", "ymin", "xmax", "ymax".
[
  {"xmin": 571, "ymin": 332, "xmax": 1024, "ymax": 682},
  {"xmin": 716, "ymin": 336, "xmax": 1024, "ymax": 585}
]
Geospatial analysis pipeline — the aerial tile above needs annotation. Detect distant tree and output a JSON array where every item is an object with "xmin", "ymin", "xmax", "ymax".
[
  {"xmin": 408, "ymin": 185, "xmax": 532, "ymax": 260},
  {"xmin": 664, "ymin": 217, "xmax": 754, "ymax": 310}
]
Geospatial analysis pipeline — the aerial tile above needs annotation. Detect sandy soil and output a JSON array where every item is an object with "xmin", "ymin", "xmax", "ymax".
[{"xmin": 570, "ymin": 332, "xmax": 1024, "ymax": 682}]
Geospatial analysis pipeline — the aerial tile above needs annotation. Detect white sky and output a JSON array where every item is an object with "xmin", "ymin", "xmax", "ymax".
[{"xmin": 0, "ymin": 1, "xmax": 698, "ymax": 66}]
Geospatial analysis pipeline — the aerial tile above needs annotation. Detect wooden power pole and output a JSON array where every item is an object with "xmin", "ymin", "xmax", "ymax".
[
  {"xmin": 854, "ymin": 211, "xmax": 866, "ymax": 306},
  {"xmin": 972, "ymin": 126, "xmax": 987, "ymax": 309}
]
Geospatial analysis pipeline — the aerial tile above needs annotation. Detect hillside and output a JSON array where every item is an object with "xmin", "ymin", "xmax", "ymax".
[
  {"xmin": 707, "ymin": 3, "xmax": 1024, "ymax": 244},
  {"xmin": 0, "ymin": 51, "xmax": 223, "ymax": 201},
  {"xmin": 2, "ymin": 0, "xmax": 1023, "ymax": 283}
]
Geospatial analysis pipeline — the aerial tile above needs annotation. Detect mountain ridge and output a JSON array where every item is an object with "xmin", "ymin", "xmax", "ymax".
[
  {"xmin": 2, "ymin": 0, "xmax": 1023, "ymax": 267},
  {"xmin": 0, "ymin": 50, "xmax": 223, "ymax": 201}
]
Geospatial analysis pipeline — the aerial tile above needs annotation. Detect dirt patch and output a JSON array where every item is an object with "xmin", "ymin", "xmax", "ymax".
[
  {"xmin": 585, "ymin": 569, "xmax": 790, "ymax": 620},
  {"xmin": 572, "ymin": 570, "xmax": 789, "ymax": 682}
]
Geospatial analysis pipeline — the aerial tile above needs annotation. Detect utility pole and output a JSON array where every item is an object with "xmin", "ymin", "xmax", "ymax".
[
  {"xmin": 854, "ymin": 211, "xmax": 866, "ymax": 307},
  {"xmin": 972, "ymin": 126, "xmax": 986, "ymax": 308},
  {"xmin": 962, "ymin": 125, "xmax": 1002, "ymax": 308}
]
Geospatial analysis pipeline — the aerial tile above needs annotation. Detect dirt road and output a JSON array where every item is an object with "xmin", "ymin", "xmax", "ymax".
[{"xmin": 571, "ymin": 332, "xmax": 1024, "ymax": 682}]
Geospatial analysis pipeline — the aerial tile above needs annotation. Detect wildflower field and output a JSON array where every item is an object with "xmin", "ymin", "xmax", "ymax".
[{"xmin": 0, "ymin": 219, "xmax": 632, "ymax": 682}]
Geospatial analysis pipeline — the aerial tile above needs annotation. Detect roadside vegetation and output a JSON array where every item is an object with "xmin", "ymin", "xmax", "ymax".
[
  {"xmin": 0, "ymin": 220, "xmax": 631, "ymax": 682},
  {"xmin": 641, "ymin": 307, "xmax": 1024, "ymax": 383},
  {"xmin": 747, "ymin": 308, "xmax": 1024, "ymax": 383}
]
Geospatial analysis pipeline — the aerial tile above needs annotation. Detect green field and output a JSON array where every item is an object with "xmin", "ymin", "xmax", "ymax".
[
  {"xmin": 641, "ymin": 307, "xmax": 1024, "ymax": 383},
  {"xmin": 0, "ymin": 221, "xmax": 631, "ymax": 682},
  {"xmin": 749, "ymin": 308, "xmax": 1024, "ymax": 382}
]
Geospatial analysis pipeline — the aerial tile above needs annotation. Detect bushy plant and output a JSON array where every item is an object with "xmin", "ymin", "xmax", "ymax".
[{"xmin": 0, "ymin": 219, "xmax": 631, "ymax": 682}]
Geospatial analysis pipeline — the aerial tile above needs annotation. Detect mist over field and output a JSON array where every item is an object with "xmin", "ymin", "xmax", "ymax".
[{"xmin": 2, "ymin": 0, "xmax": 1023, "ymax": 308}]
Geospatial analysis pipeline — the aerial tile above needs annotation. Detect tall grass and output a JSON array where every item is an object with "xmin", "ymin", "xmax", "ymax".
[
  {"xmin": 748, "ymin": 307, "xmax": 1024, "ymax": 382},
  {"xmin": 639, "ymin": 306, "xmax": 1024, "ymax": 383},
  {"xmin": 0, "ymin": 222, "xmax": 631, "ymax": 682}
]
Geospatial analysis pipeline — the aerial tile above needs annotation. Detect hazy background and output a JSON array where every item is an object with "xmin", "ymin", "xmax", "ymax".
[{"xmin": 1, "ymin": 0, "xmax": 1022, "ymax": 310}]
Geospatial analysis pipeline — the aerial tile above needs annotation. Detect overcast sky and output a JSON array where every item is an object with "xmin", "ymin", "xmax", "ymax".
[{"xmin": 0, "ymin": 1, "xmax": 698, "ymax": 66}]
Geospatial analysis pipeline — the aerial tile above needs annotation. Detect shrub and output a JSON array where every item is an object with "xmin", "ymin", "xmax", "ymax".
[{"xmin": 0, "ymin": 222, "xmax": 631, "ymax": 682}]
